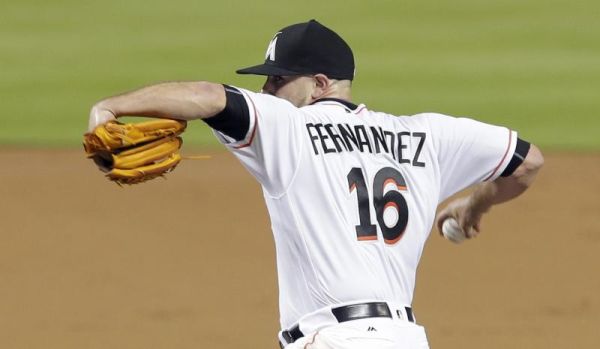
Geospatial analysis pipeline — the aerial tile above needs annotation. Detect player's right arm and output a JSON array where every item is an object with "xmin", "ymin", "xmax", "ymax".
[
  {"xmin": 420, "ymin": 112, "xmax": 544, "ymax": 238},
  {"xmin": 435, "ymin": 144, "xmax": 544, "ymax": 238},
  {"xmin": 88, "ymin": 81, "xmax": 226, "ymax": 131}
]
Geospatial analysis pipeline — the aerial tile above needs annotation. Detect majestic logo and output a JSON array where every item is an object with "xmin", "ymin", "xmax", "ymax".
[{"xmin": 265, "ymin": 32, "xmax": 281, "ymax": 61}]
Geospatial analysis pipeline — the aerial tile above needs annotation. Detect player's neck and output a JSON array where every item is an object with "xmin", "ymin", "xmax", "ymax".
[{"xmin": 311, "ymin": 84, "xmax": 352, "ymax": 104}]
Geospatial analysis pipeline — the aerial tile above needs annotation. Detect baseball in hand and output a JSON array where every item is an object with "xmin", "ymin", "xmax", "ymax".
[{"xmin": 442, "ymin": 218, "xmax": 467, "ymax": 244}]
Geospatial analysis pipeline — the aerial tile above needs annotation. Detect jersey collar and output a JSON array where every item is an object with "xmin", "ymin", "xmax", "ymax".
[{"xmin": 311, "ymin": 98, "xmax": 359, "ymax": 111}]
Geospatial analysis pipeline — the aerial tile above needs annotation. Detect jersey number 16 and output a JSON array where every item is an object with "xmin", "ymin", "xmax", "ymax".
[{"xmin": 347, "ymin": 167, "xmax": 409, "ymax": 245}]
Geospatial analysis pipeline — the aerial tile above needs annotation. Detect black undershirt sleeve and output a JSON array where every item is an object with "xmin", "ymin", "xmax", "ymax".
[
  {"xmin": 202, "ymin": 85, "xmax": 250, "ymax": 141},
  {"xmin": 500, "ymin": 138, "xmax": 531, "ymax": 177}
]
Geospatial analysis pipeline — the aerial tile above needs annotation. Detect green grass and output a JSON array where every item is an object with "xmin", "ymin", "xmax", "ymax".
[{"xmin": 1, "ymin": 0, "xmax": 599, "ymax": 150}]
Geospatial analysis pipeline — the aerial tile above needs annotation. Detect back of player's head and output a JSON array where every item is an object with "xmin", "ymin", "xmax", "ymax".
[{"xmin": 237, "ymin": 20, "xmax": 355, "ymax": 81}]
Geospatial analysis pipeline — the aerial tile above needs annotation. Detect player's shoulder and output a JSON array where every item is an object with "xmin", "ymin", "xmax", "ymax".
[
  {"xmin": 409, "ymin": 112, "xmax": 455, "ymax": 122},
  {"xmin": 300, "ymin": 100, "xmax": 362, "ymax": 122},
  {"xmin": 360, "ymin": 108, "xmax": 449, "ymax": 120},
  {"xmin": 233, "ymin": 86, "xmax": 298, "ymax": 109},
  {"xmin": 407, "ymin": 112, "xmax": 479, "ymax": 130},
  {"xmin": 365, "ymin": 110, "xmax": 455, "ymax": 128}
]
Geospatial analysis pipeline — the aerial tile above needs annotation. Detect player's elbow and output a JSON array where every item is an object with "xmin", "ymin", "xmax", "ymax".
[
  {"xmin": 513, "ymin": 144, "xmax": 544, "ymax": 187},
  {"xmin": 193, "ymin": 81, "xmax": 227, "ymax": 119},
  {"xmin": 524, "ymin": 144, "xmax": 544, "ymax": 173}
]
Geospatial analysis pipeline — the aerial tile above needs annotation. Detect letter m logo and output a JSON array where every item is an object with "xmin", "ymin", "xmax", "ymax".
[{"xmin": 265, "ymin": 32, "xmax": 281, "ymax": 62}]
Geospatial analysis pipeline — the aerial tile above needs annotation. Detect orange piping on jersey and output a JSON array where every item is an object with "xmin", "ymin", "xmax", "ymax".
[
  {"xmin": 358, "ymin": 235, "xmax": 378, "ymax": 241},
  {"xmin": 303, "ymin": 331, "xmax": 320, "ymax": 349},
  {"xmin": 355, "ymin": 106, "xmax": 366, "ymax": 114},
  {"xmin": 233, "ymin": 93, "xmax": 259, "ymax": 149},
  {"xmin": 484, "ymin": 128, "xmax": 513, "ymax": 181}
]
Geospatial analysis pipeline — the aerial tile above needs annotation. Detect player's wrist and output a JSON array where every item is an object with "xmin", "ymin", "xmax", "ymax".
[{"xmin": 466, "ymin": 185, "xmax": 495, "ymax": 216}]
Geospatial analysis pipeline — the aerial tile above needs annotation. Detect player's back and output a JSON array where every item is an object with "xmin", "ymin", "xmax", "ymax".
[
  {"xmin": 263, "ymin": 99, "xmax": 444, "ymax": 327},
  {"xmin": 218, "ymin": 89, "xmax": 516, "ymax": 328}
]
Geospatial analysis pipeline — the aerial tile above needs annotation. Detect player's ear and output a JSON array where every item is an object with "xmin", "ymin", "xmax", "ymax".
[{"xmin": 311, "ymin": 74, "xmax": 330, "ymax": 99}]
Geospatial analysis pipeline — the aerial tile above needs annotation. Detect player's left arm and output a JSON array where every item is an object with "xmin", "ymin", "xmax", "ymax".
[
  {"xmin": 88, "ymin": 81, "xmax": 226, "ymax": 131},
  {"xmin": 436, "ymin": 142, "xmax": 544, "ymax": 238}
]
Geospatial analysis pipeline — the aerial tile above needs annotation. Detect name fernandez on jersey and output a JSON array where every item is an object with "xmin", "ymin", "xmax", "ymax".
[{"xmin": 305, "ymin": 122, "xmax": 427, "ymax": 167}]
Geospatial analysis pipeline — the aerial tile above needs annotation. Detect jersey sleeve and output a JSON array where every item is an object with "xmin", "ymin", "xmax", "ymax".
[
  {"xmin": 209, "ymin": 87, "xmax": 305, "ymax": 197},
  {"xmin": 424, "ymin": 113, "xmax": 518, "ymax": 202}
]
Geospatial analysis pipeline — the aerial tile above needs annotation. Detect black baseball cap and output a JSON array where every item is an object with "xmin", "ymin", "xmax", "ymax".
[{"xmin": 236, "ymin": 20, "xmax": 355, "ymax": 80}]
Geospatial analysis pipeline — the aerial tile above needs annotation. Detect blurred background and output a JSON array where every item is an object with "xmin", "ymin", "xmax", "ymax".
[
  {"xmin": 1, "ymin": 0, "xmax": 598, "ymax": 149},
  {"xmin": 1, "ymin": 1, "xmax": 599, "ymax": 349}
]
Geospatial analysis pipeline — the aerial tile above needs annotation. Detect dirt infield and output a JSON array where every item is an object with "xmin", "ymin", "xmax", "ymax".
[{"xmin": 1, "ymin": 149, "xmax": 598, "ymax": 349}]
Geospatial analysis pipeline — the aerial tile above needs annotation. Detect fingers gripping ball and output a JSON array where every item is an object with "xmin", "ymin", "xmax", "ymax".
[
  {"xmin": 83, "ymin": 119, "xmax": 187, "ymax": 185},
  {"xmin": 442, "ymin": 218, "xmax": 467, "ymax": 244}
]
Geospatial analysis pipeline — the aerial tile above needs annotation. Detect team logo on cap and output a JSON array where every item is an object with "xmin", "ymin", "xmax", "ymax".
[{"xmin": 265, "ymin": 32, "xmax": 281, "ymax": 62}]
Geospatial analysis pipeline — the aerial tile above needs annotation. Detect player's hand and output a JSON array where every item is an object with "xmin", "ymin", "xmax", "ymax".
[
  {"xmin": 435, "ymin": 197, "xmax": 484, "ymax": 239},
  {"xmin": 88, "ymin": 104, "xmax": 117, "ymax": 132}
]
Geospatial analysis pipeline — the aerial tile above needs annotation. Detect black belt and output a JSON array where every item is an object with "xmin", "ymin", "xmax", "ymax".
[{"xmin": 280, "ymin": 302, "xmax": 414, "ymax": 347}]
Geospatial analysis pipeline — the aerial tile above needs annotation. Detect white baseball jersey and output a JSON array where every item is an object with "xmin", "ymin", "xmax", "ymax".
[{"xmin": 211, "ymin": 87, "xmax": 517, "ymax": 328}]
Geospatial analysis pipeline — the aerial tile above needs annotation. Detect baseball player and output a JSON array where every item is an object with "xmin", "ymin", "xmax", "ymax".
[{"xmin": 88, "ymin": 20, "xmax": 544, "ymax": 348}]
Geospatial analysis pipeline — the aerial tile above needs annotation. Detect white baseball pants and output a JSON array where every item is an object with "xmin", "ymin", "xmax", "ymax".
[{"xmin": 284, "ymin": 318, "xmax": 430, "ymax": 349}]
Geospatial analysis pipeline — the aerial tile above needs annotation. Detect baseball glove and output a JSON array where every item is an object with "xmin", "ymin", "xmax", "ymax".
[{"xmin": 83, "ymin": 119, "xmax": 187, "ymax": 185}]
